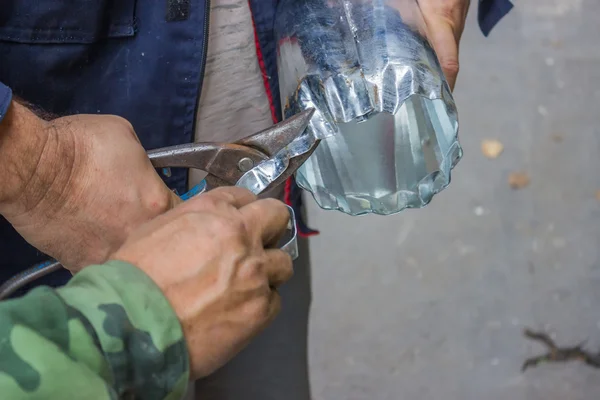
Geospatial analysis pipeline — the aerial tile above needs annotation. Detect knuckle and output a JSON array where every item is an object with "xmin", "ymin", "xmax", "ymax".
[
  {"xmin": 262, "ymin": 198, "xmax": 288, "ymax": 212},
  {"xmin": 178, "ymin": 212, "xmax": 203, "ymax": 232},
  {"xmin": 111, "ymin": 115, "xmax": 135, "ymax": 132},
  {"xmin": 196, "ymin": 195, "xmax": 221, "ymax": 210},
  {"xmin": 144, "ymin": 188, "xmax": 172, "ymax": 214},
  {"xmin": 440, "ymin": 58, "xmax": 460, "ymax": 76},
  {"xmin": 105, "ymin": 115, "xmax": 138, "ymax": 141},
  {"xmin": 435, "ymin": 6, "xmax": 455, "ymax": 22},
  {"xmin": 249, "ymin": 295, "xmax": 273, "ymax": 321},
  {"xmin": 222, "ymin": 215, "xmax": 247, "ymax": 234},
  {"xmin": 213, "ymin": 188, "xmax": 240, "ymax": 203},
  {"xmin": 213, "ymin": 215, "xmax": 249, "ymax": 243},
  {"xmin": 223, "ymin": 186, "xmax": 257, "ymax": 201},
  {"xmin": 238, "ymin": 257, "xmax": 264, "ymax": 280},
  {"xmin": 194, "ymin": 193, "xmax": 238, "ymax": 214}
]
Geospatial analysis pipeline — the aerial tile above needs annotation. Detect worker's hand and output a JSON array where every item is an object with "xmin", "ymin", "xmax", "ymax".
[
  {"xmin": 418, "ymin": 0, "xmax": 470, "ymax": 90},
  {"xmin": 0, "ymin": 101, "xmax": 180, "ymax": 272},
  {"xmin": 111, "ymin": 187, "xmax": 293, "ymax": 379}
]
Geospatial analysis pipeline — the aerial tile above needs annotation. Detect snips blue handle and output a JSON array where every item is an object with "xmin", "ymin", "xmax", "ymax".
[{"xmin": 179, "ymin": 180, "xmax": 208, "ymax": 201}]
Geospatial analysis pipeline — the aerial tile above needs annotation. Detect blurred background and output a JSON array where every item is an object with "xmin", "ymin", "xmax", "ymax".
[{"xmin": 305, "ymin": 0, "xmax": 600, "ymax": 399}]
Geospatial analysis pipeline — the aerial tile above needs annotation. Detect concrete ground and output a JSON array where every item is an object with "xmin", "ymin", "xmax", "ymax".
[{"xmin": 306, "ymin": 1, "xmax": 600, "ymax": 399}]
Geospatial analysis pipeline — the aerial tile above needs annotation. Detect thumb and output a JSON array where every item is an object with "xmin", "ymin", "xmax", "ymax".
[
  {"xmin": 426, "ymin": 20, "xmax": 460, "ymax": 90},
  {"xmin": 169, "ymin": 190, "xmax": 184, "ymax": 208}
]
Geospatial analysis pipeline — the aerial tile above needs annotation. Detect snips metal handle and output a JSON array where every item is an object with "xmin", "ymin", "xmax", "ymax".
[{"xmin": 280, "ymin": 206, "xmax": 299, "ymax": 260}]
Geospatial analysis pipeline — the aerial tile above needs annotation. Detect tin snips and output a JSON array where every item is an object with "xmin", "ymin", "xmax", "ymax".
[
  {"xmin": 148, "ymin": 108, "xmax": 318, "ymax": 260},
  {"xmin": 149, "ymin": 108, "xmax": 316, "ymax": 198}
]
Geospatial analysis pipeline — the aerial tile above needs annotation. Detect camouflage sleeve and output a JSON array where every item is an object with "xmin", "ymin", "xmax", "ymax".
[{"xmin": 0, "ymin": 260, "xmax": 190, "ymax": 400}]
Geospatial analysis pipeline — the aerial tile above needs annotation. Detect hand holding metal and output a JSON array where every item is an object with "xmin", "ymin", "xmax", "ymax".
[
  {"xmin": 276, "ymin": 0, "xmax": 462, "ymax": 216},
  {"xmin": 0, "ymin": 110, "xmax": 316, "ymax": 300},
  {"xmin": 147, "ymin": 108, "xmax": 316, "ymax": 261}
]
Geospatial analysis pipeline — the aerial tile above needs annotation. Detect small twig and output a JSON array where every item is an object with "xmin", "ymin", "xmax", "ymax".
[{"xmin": 522, "ymin": 328, "xmax": 600, "ymax": 372}]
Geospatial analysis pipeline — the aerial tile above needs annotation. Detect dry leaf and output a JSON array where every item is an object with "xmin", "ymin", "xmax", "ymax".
[
  {"xmin": 481, "ymin": 139, "xmax": 504, "ymax": 159},
  {"xmin": 551, "ymin": 133, "xmax": 564, "ymax": 143},
  {"xmin": 508, "ymin": 172, "xmax": 530, "ymax": 190}
]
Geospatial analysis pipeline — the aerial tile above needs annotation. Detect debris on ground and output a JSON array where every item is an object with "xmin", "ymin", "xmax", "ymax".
[
  {"xmin": 551, "ymin": 133, "xmax": 564, "ymax": 143},
  {"xmin": 522, "ymin": 328, "xmax": 600, "ymax": 372},
  {"xmin": 596, "ymin": 190, "xmax": 600, "ymax": 201},
  {"xmin": 508, "ymin": 172, "xmax": 531, "ymax": 189},
  {"xmin": 481, "ymin": 139, "xmax": 504, "ymax": 159}
]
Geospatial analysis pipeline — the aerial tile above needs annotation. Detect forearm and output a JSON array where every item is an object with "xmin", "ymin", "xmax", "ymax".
[
  {"xmin": 0, "ymin": 261, "xmax": 190, "ymax": 399},
  {"xmin": 0, "ymin": 97, "xmax": 76, "ymax": 219},
  {"xmin": 0, "ymin": 99, "xmax": 45, "ymax": 205}
]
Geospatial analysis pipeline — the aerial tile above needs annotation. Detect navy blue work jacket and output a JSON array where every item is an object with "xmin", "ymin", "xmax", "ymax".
[{"xmin": 0, "ymin": 0, "xmax": 511, "ymax": 292}]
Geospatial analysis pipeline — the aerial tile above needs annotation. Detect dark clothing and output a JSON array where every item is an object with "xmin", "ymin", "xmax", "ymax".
[{"xmin": 0, "ymin": 0, "xmax": 208, "ymax": 288}]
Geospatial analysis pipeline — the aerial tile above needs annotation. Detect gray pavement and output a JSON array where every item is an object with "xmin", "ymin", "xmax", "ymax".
[{"xmin": 306, "ymin": 1, "xmax": 600, "ymax": 399}]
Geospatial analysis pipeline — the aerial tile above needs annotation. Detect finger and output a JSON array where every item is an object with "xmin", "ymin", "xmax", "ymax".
[
  {"xmin": 262, "ymin": 248, "xmax": 294, "ymax": 288},
  {"xmin": 108, "ymin": 115, "xmax": 142, "ymax": 143},
  {"xmin": 427, "ymin": 19, "xmax": 459, "ymax": 90},
  {"xmin": 147, "ymin": 171, "xmax": 183, "ymax": 210},
  {"xmin": 425, "ymin": 20, "xmax": 460, "ymax": 90},
  {"xmin": 202, "ymin": 187, "xmax": 257, "ymax": 209},
  {"xmin": 264, "ymin": 290, "xmax": 282, "ymax": 325},
  {"xmin": 169, "ymin": 189, "xmax": 183, "ymax": 208},
  {"xmin": 182, "ymin": 186, "xmax": 257, "ymax": 215},
  {"xmin": 239, "ymin": 198, "xmax": 290, "ymax": 246}
]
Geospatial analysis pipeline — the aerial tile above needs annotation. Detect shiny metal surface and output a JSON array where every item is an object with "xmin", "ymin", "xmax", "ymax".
[
  {"xmin": 235, "ymin": 109, "xmax": 318, "ymax": 194},
  {"xmin": 149, "ymin": 108, "xmax": 316, "ymax": 194},
  {"xmin": 0, "ymin": 261, "xmax": 62, "ymax": 300},
  {"xmin": 279, "ymin": 206, "xmax": 299, "ymax": 261},
  {"xmin": 275, "ymin": 0, "xmax": 462, "ymax": 215},
  {"xmin": 150, "ymin": 142, "xmax": 268, "ymax": 191}
]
